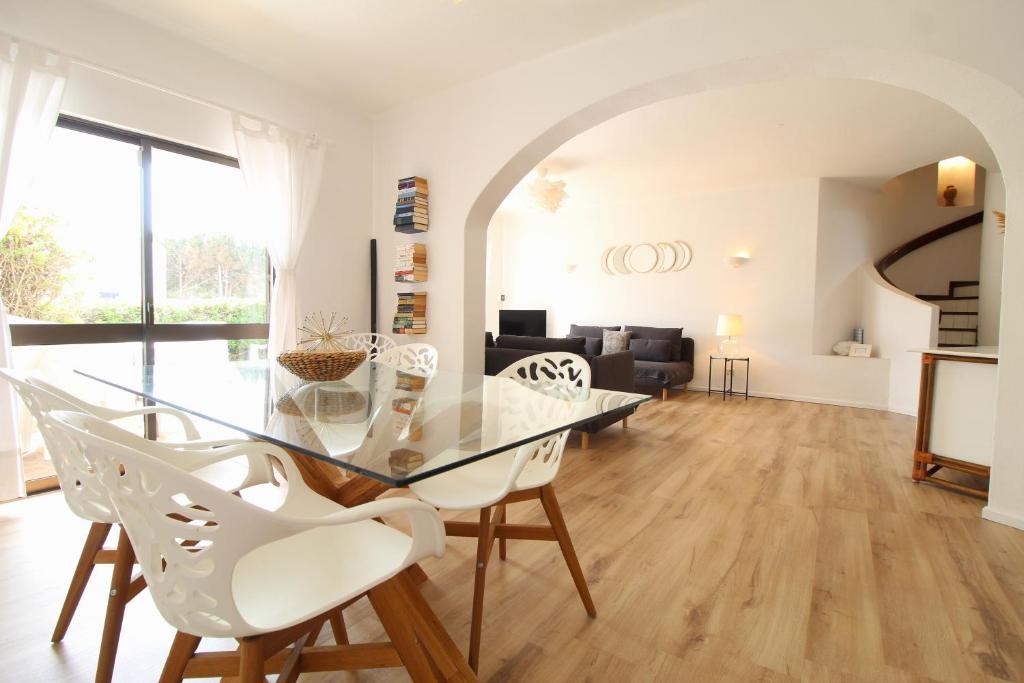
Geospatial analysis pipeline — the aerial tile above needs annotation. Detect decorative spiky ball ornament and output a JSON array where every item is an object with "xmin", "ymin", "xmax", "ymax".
[{"xmin": 297, "ymin": 312, "xmax": 351, "ymax": 352}]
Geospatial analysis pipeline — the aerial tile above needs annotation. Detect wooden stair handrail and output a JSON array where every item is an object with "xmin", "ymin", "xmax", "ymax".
[{"xmin": 875, "ymin": 211, "xmax": 984, "ymax": 285}]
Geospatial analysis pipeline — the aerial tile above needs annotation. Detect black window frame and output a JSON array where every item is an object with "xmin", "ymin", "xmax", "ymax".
[{"xmin": 9, "ymin": 114, "xmax": 271, "ymax": 356}]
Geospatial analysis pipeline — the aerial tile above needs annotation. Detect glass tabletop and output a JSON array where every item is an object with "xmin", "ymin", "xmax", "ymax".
[{"xmin": 76, "ymin": 360, "xmax": 650, "ymax": 486}]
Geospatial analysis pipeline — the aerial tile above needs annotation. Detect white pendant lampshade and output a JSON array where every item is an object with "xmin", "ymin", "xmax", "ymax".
[{"xmin": 716, "ymin": 313, "xmax": 744, "ymax": 356}]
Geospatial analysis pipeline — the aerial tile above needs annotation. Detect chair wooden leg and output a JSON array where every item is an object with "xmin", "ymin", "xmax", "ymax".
[
  {"xmin": 580, "ymin": 432, "xmax": 590, "ymax": 450},
  {"xmin": 238, "ymin": 636, "xmax": 264, "ymax": 683},
  {"xmin": 158, "ymin": 631, "xmax": 201, "ymax": 683},
  {"xmin": 622, "ymin": 416, "xmax": 629, "ymax": 429},
  {"xmin": 95, "ymin": 526, "xmax": 135, "ymax": 683},
  {"xmin": 662, "ymin": 387, "xmax": 669, "ymax": 400},
  {"xmin": 329, "ymin": 607, "xmax": 349, "ymax": 645},
  {"xmin": 497, "ymin": 505, "xmax": 507, "ymax": 561},
  {"xmin": 539, "ymin": 484, "xmax": 596, "ymax": 617},
  {"xmin": 468, "ymin": 506, "xmax": 497, "ymax": 672},
  {"xmin": 52, "ymin": 521, "xmax": 112, "ymax": 643}
]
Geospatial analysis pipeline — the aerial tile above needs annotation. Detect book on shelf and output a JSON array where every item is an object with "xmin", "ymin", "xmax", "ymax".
[{"xmin": 392, "ymin": 291, "xmax": 427, "ymax": 334}]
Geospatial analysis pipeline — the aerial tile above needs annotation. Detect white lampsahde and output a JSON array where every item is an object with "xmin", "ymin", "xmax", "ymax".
[{"xmin": 716, "ymin": 313, "xmax": 744, "ymax": 357}]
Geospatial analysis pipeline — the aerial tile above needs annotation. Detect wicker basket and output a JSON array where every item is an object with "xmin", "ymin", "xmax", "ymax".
[{"xmin": 276, "ymin": 349, "xmax": 367, "ymax": 382}]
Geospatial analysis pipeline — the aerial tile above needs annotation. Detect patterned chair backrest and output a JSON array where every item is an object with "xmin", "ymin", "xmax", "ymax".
[
  {"xmin": 496, "ymin": 352, "xmax": 591, "ymax": 493},
  {"xmin": 0, "ymin": 369, "xmax": 117, "ymax": 523},
  {"xmin": 376, "ymin": 343, "xmax": 439, "ymax": 377},
  {"xmin": 43, "ymin": 411, "xmax": 296, "ymax": 639},
  {"xmin": 336, "ymin": 332, "xmax": 397, "ymax": 360}
]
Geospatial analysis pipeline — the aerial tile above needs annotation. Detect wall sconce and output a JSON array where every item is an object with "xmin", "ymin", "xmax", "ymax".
[
  {"xmin": 937, "ymin": 156, "xmax": 976, "ymax": 207},
  {"xmin": 725, "ymin": 250, "xmax": 751, "ymax": 268}
]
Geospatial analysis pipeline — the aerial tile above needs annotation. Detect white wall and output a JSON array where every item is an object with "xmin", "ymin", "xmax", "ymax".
[
  {"xmin": 0, "ymin": 0, "xmax": 374, "ymax": 330},
  {"xmin": 489, "ymin": 178, "xmax": 891, "ymax": 409},
  {"xmin": 813, "ymin": 179, "xmax": 887, "ymax": 355},
  {"xmin": 860, "ymin": 265, "xmax": 939, "ymax": 415},
  {"xmin": 979, "ymin": 173, "xmax": 1005, "ymax": 346}
]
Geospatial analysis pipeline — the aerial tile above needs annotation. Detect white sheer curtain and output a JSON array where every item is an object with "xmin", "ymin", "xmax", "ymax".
[
  {"xmin": 0, "ymin": 35, "xmax": 68, "ymax": 500},
  {"xmin": 233, "ymin": 115, "xmax": 325, "ymax": 357}
]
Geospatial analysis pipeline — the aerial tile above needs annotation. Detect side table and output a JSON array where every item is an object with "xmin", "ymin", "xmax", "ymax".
[{"xmin": 708, "ymin": 356, "xmax": 749, "ymax": 401}]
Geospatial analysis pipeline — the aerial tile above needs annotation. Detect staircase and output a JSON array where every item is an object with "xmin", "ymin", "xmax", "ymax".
[
  {"xmin": 916, "ymin": 280, "xmax": 979, "ymax": 347},
  {"xmin": 875, "ymin": 210, "xmax": 985, "ymax": 349}
]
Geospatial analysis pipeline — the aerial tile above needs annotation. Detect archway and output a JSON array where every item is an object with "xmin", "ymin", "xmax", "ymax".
[{"xmin": 458, "ymin": 45, "xmax": 1024, "ymax": 525}]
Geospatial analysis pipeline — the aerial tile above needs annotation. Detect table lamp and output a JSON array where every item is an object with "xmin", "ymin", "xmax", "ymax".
[{"xmin": 716, "ymin": 313, "xmax": 744, "ymax": 357}]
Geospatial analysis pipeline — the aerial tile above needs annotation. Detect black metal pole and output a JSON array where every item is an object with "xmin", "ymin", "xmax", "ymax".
[{"xmin": 370, "ymin": 239, "xmax": 378, "ymax": 334}]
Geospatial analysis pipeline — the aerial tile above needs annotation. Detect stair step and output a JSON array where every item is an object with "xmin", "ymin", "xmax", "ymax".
[
  {"xmin": 939, "ymin": 311, "xmax": 978, "ymax": 316},
  {"xmin": 949, "ymin": 280, "xmax": 980, "ymax": 287},
  {"xmin": 939, "ymin": 327, "xmax": 979, "ymax": 333},
  {"xmin": 938, "ymin": 343, "xmax": 979, "ymax": 348},
  {"xmin": 917, "ymin": 295, "xmax": 979, "ymax": 301}
]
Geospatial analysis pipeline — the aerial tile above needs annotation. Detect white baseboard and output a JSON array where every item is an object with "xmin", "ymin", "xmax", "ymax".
[
  {"xmin": 684, "ymin": 385, "xmax": 890, "ymax": 412},
  {"xmin": 982, "ymin": 506, "xmax": 1024, "ymax": 531}
]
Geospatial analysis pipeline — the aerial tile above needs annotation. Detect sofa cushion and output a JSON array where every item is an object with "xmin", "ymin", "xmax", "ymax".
[
  {"xmin": 569, "ymin": 324, "xmax": 620, "ymax": 338},
  {"xmin": 569, "ymin": 324, "xmax": 618, "ymax": 356},
  {"xmin": 495, "ymin": 335, "xmax": 586, "ymax": 354},
  {"xmin": 602, "ymin": 329, "xmax": 631, "ymax": 355},
  {"xmin": 634, "ymin": 360, "xmax": 694, "ymax": 387},
  {"xmin": 625, "ymin": 326, "xmax": 684, "ymax": 361},
  {"xmin": 629, "ymin": 338, "xmax": 672, "ymax": 362},
  {"xmin": 582, "ymin": 337, "xmax": 603, "ymax": 356}
]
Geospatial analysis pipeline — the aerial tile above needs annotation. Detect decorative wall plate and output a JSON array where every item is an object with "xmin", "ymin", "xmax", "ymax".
[{"xmin": 601, "ymin": 240, "xmax": 692, "ymax": 275}]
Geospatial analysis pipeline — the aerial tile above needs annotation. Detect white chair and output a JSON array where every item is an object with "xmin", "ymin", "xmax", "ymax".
[
  {"xmin": 44, "ymin": 410, "xmax": 449, "ymax": 683},
  {"xmin": 0, "ymin": 369, "xmax": 274, "ymax": 683},
  {"xmin": 376, "ymin": 342, "xmax": 439, "ymax": 376},
  {"xmin": 408, "ymin": 352, "xmax": 596, "ymax": 671},
  {"xmin": 336, "ymin": 332, "xmax": 397, "ymax": 359}
]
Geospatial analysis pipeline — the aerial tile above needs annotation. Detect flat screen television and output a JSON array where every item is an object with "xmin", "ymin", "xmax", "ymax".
[{"xmin": 499, "ymin": 309, "xmax": 547, "ymax": 337}]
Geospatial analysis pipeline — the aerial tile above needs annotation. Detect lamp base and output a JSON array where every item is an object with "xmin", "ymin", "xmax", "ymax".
[{"xmin": 718, "ymin": 337, "xmax": 740, "ymax": 357}]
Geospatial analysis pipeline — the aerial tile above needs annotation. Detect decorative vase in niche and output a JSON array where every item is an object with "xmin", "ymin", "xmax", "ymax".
[{"xmin": 943, "ymin": 184, "xmax": 958, "ymax": 207}]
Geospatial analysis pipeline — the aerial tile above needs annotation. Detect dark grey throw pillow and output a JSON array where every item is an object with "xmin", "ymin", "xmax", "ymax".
[
  {"xmin": 630, "ymin": 338, "xmax": 672, "ymax": 362},
  {"xmin": 624, "ymin": 326, "xmax": 684, "ymax": 361},
  {"xmin": 582, "ymin": 337, "xmax": 603, "ymax": 356},
  {"xmin": 602, "ymin": 329, "xmax": 631, "ymax": 355}
]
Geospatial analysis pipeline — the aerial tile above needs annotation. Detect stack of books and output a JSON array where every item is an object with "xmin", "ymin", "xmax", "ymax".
[
  {"xmin": 394, "ymin": 243, "xmax": 427, "ymax": 282},
  {"xmin": 394, "ymin": 176, "xmax": 428, "ymax": 234},
  {"xmin": 393, "ymin": 291, "xmax": 427, "ymax": 334}
]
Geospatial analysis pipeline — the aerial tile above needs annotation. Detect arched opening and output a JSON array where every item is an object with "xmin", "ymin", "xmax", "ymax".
[{"xmin": 479, "ymin": 77, "xmax": 1000, "ymax": 412}]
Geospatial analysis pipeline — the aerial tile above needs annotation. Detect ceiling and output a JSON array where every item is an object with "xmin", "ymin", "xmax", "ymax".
[
  {"xmin": 91, "ymin": 0, "xmax": 691, "ymax": 112},
  {"xmin": 501, "ymin": 78, "xmax": 997, "ymax": 210}
]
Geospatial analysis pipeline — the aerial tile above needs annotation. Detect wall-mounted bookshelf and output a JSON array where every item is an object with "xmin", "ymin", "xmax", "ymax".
[{"xmin": 393, "ymin": 175, "xmax": 429, "ymax": 334}]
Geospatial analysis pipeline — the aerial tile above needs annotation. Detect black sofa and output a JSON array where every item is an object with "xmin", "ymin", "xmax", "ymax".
[
  {"xmin": 569, "ymin": 324, "xmax": 694, "ymax": 400},
  {"xmin": 483, "ymin": 333, "xmax": 636, "ymax": 448}
]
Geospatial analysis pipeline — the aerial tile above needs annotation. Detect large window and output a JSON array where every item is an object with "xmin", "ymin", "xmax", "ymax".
[{"xmin": 3, "ymin": 116, "xmax": 270, "ymax": 488}]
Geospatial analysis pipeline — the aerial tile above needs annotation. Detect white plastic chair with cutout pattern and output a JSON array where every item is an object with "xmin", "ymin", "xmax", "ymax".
[
  {"xmin": 44, "ymin": 410, "xmax": 449, "ymax": 683},
  {"xmin": 408, "ymin": 351, "xmax": 596, "ymax": 672}
]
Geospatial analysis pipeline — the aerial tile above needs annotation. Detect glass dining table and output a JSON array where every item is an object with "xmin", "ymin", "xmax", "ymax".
[
  {"xmin": 75, "ymin": 358, "xmax": 649, "ymax": 681},
  {"xmin": 76, "ymin": 358, "xmax": 650, "ymax": 490}
]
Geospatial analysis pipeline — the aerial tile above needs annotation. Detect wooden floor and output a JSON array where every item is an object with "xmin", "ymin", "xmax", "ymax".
[{"xmin": 3, "ymin": 391, "xmax": 1024, "ymax": 682}]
